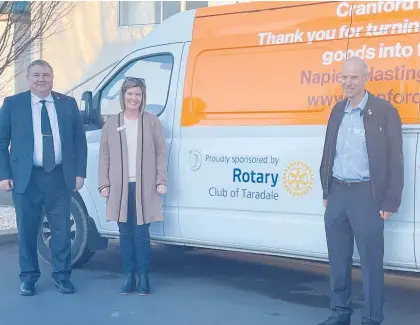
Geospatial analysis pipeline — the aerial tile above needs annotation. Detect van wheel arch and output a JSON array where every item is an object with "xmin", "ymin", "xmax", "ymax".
[{"xmin": 37, "ymin": 192, "xmax": 106, "ymax": 268}]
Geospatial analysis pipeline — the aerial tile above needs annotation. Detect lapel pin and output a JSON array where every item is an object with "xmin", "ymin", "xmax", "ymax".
[{"xmin": 368, "ymin": 109, "xmax": 372, "ymax": 115}]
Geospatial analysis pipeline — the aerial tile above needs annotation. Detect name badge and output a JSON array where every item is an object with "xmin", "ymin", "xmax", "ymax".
[{"xmin": 117, "ymin": 125, "xmax": 126, "ymax": 132}]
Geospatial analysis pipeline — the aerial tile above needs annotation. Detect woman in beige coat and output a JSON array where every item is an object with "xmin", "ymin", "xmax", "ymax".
[{"xmin": 98, "ymin": 77, "xmax": 167, "ymax": 295}]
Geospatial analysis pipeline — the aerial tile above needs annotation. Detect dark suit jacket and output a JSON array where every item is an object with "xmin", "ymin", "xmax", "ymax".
[
  {"xmin": 319, "ymin": 92, "xmax": 404, "ymax": 213},
  {"xmin": 0, "ymin": 90, "xmax": 87, "ymax": 194}
]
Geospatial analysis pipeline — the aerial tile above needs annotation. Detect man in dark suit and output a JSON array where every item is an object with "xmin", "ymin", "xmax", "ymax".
[
  {"xmin": 318, "ymin": 57, "xmax": 403, "ymax": 325},
  {"xmin": 0, "ymin": 59, "xmax": 87, "ymax": 296}
]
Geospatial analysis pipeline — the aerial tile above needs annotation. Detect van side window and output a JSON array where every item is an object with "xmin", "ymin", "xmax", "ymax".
[{"xmin": 99, "ymin": 54, "xmax": 174, "ymax": 123}]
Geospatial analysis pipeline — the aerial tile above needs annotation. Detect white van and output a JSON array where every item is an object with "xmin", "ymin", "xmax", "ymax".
[{"xmin": 38, "ymin": 1, "xmax": 420, "ymax": 272}]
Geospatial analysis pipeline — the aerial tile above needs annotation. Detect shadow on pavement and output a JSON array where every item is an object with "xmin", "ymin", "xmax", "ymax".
[{"xmin": 84, "ymin": 241, "xmax": 366, "ymax": 310}]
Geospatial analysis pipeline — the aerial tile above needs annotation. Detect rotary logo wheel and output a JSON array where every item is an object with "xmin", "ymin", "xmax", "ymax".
[{"xmin": 282, "ymin": 161, "xmax": 314, "ymax": 197}]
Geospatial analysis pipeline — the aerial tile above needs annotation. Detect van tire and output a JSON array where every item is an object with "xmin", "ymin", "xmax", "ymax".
[{"xmin": 37, "ymin": 194, "xmax": 95, "ymax": 268}]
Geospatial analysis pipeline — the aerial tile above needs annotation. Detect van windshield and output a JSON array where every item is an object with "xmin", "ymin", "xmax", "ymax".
[{"xmin": 100, "ymin": 54, "xmax": 174, "ymax": 122}]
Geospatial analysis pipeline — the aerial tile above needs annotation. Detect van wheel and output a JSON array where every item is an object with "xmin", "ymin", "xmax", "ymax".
[{"xmin": 37, "ymin": 194, "xmax": 95, "ymax": 268}]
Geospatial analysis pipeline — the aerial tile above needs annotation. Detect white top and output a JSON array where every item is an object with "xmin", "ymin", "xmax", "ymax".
[
  {"xmin": 124, "ymin": 117, "xmax": 138, "ymax": 182},
  {"xmin": 31, "ymin": 93, "xmax": 62, "ymax": 167}
]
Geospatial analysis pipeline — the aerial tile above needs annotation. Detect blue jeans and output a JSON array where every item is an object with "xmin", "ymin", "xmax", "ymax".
[{"xmin": 118, "ymin": 182, "xmax": 150, "ymax": 275}]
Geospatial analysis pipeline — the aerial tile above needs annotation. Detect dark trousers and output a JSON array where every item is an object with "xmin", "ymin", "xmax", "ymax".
[
  {"xmin": 324, "ymin": 179, "xmax": 384, "ymax": 324},
  {"xmin": 118, "ymin": 182, "xmax": 150, "ymax": 275},
  {"xmin": 12, "ymin": 166, "xmax": 72, "ymax": 283}
]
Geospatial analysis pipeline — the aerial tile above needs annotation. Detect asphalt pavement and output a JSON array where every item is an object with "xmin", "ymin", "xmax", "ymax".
[{"xmin": 0, "ymin": 240, "xmax": 419, "ymax": 325}]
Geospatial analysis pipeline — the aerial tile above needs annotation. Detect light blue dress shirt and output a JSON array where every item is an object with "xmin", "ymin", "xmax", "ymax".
[{"xmin": 332, "ymin": 91, "xmax": 370, "ymax": 181}]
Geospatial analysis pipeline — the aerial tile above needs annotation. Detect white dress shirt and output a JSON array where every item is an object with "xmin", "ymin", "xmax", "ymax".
[{"xmin": 31, "ymin": 93, "xmax": 62, "ymax": 167}]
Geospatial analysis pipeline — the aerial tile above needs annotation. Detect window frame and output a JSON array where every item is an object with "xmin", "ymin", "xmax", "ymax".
[
  {"xmin": 118, "ymin": 1, "xmax": 162, "ymax": 27},
  {"xmin": 118, "ymin": 1, "xmax": 184, "ymax": 27},
  {"xmin": 97, "ymin": 52, "xmax": 175, "ymax": 124}
]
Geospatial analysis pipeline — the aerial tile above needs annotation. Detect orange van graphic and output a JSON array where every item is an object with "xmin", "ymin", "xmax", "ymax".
[{"xmin": 181, "ymin": 1, "xmax": 420, "ymax": 127}]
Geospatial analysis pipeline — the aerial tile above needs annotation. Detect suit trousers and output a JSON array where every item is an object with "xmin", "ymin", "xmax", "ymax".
[
  {"xmin": 118, "ymin": 182, "xmax": 151, "ymax": 275},
  {"xmin": 324, "ymin": 179, "xmax": 385, "ymax": 324},
  {"xmin": 12, "ymin": 165, "xmax": 72, "ymax": 283}
]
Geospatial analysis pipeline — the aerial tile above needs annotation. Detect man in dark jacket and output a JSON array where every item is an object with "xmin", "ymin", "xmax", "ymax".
[
  {"xmin": 318, "ymin": 57, "xmax": 403, "ymax": 325},
  {"xmin": 0, "ymin": 60, "xmax": 87, "ymax": 296}
]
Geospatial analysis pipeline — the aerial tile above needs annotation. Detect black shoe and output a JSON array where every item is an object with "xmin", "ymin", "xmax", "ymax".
[
  {"xmin": 137, "ymin": 274, "xmax": 150, "ymax": 295},
  {"xmin": 19, "ymin": 282, "xmax": 35, "ymax": 296},
  {"xmin": 54, "ymin": 280, "xmax": 75, "ymax": 294},
  {"xmin": 317, "ymin": 316, "xmax": 350, "ymax": 325},
  {"xmin": 120, "ymin": 273, "xmax": 136, "ymax": 295}
]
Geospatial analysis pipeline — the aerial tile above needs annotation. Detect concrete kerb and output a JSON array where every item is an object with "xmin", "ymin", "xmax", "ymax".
[
  {"xmin": 0, "ymin": 228, "xmax": 17, "ymax": 245},
  {"xmin": 0, "ymin": 204, "xmax": 18, "ymax": 245}
]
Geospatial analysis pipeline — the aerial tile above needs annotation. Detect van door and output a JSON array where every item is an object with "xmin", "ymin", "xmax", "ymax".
[
  {"xmin": 177, "ymin": 2, "xmax": 353, "ymax": 259},
  {"xmin": 346, "ymin": 3, "xmax": 420, "ymax": 270},
  {"xmin": 415, "ymin": 129, "xmax": 420, "ymax": 269},
  {"xmin": 84, "ymin": 43, "xmax": 184, "ymax": 238}
]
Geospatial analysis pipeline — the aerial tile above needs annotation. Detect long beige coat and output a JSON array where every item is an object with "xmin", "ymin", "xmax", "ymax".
[{"xmin": 98, "ymin": 111, "xmax": 167, "ymax": 225}]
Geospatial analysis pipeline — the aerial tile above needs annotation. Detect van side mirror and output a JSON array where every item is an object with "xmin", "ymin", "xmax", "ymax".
[{"xmin": 80, "ymin": 91, "xmax": 93, "ymax": 125}]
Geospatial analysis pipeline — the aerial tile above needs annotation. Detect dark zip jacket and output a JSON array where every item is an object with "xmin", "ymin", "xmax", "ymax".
[{"xmin": 320, "ymin": 92, "xmax": 404, "ymax": 213}]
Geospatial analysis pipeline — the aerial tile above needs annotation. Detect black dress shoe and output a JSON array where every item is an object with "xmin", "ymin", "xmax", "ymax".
[
  {"xmin": 137, "ymin": 274, "xmax": 150, "ymax": 295},
  {"xmin": 317, "ymin": 316, "xmax": 350, "ymax": 325},
  {"xmin": 120, "ymin": 273, "xmax": 136, "ymax": 295},
  {"xmin": 19, "ymin": 282, "xmax": 35, "ymax": 296},
  {"xmin": 54, "ymin": 280, "xmax": 75, "ymax": 294}
]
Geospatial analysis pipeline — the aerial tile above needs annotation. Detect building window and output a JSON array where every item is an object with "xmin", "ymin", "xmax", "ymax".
[
  {"xmin": 119, "ymin": 1, "xmax": 182, "ymax": 26},
  {"xmin": 163, "ymin": 1, "xmax": 182, "ymax": 19},
  {"xmin": 186, "ymin": 1, "xmax": 208, "ymax": 10}
]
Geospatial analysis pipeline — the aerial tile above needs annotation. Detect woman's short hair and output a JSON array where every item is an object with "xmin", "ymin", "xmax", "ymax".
[{"xmin": 120, "ymin": 77, "xmax": 147, "ymax": 112}]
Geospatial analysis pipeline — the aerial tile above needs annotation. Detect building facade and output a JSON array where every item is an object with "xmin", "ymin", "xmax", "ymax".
[{"xmin": 15, "ymin": 1, "xmax": 247, "ymax": 103}]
